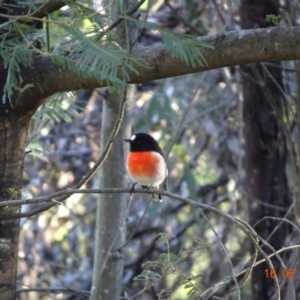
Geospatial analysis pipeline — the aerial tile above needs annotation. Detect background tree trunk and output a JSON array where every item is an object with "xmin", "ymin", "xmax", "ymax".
[
  {"xmin": 0, "ymin": 109, "xmax": 31, "ymax": 298},
  {"xmin": 90, "ymin": 87, "xmax": 133, "ymax": 300},
  {"xmin": 90, "ymin": 1, "xmax": 136, "ymax": 299},
  {"xmin": 241, "ymin": 0, "xmax": 292, "ymax": 299},
  {"xmin": 0, "ymin": 2, "xmax": 41, "ymax": 296}
]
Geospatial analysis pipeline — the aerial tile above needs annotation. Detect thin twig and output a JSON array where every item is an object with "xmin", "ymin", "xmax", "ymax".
[
  {"xmin": 199, "ymin": 209, "xmax": 242, "ymax": 300},
  {"xmin": 164, "ymin": 73, "xmax": 206, "ymax": 159},
  {"xmin": 97, "ymin": 0, "xmax": 146, "ymax": 40},
  {"xmin": 118, "ymin": 197, "xmax": 152, "ymax": 251}
]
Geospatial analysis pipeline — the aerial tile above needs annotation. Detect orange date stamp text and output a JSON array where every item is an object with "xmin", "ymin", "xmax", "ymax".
[{"xmin": 265, "ymin": 268, "xmax": 295, "ymax": 279}]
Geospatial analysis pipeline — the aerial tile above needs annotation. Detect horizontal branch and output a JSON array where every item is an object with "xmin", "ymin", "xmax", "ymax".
[
  {"xmin": 6, "ymin": 26, "xmax": 300, "ymax": 109},
  {"xmin": 31, "ymin": 0, "xmax": 66, "ymax": 19},
  {"xmin": 17, "ymin": 287, "xmax": 90, "ymax": 297},
  {"xmin": 0, "ymin": 0, "xmax": 65, "ymax": 22},
  {"xmin": 0, "ymin": 188, "xmax": 235, "ymax": 219},
  {"xmin": 0, "ymin": 188, "xmax": 186, "ymax": 207}
]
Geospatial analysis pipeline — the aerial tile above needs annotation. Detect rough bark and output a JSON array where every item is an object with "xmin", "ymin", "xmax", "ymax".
[
  {"xmin": 0, "ymin": 1, "xmax": 36, "ymax": 297},
  {"xmin": 0, "ymin": 0, "xmax": 53, "ymax": 296},
  {"xmin": 241, "ymin": 0, "xmax": 292, "ymax": 299},
  {"xmin": 1, "ymin": 26, "xmax": 300, "ymax": 108},
  {"xmin": 0, "ymin": 107, "xmax": 32, "ymax": 298}
]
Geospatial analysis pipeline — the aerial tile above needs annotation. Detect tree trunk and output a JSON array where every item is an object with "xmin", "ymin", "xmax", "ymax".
[
  {"xmin": 90, "ymin": 88, "xmax": 133, "ymax": 300},
  {"xmin": 90, "ymin": 1, "xmax": 136, "ymax": 299},
  {"xmin": 241, "ymin": 0, "xmax": 292, "ymax": 299},
  {"xmin": 0, "ymin": 107, "xmax": 31, "ymax": 298}
]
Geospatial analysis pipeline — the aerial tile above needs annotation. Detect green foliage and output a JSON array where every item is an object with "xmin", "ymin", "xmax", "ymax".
[
  {"xmin": 0, "ymin": 1, "xmax": 210, "ymax": 104},
  {"xmin": 134, "ymin": 233, "xmax": 208, "ymax": 298},
  {"xmin": 27, "ymin": 91, "xmax": 82, "ymax": 159},
  {"xmin": 265, "ymin": 14, "xmax": 281, "ymax": 26},
  {"xmin": 0, "ymin": 28, "xmax": 35, "ymax": 103},
  {"xmin": 159, "ymin": 30, "xmax": 208, "ymax": 68},
  {"xmin": 5, "ymin": 187, "xmax": 21, "ymax": 199},
  {"xmin": 25, "ymin": 140, "xmax": 48, "ymax": 161},
  {"xmin": 129, "ymin": 17, "xmax": 212, "ymax": 67},
  {"xmin": 42, "ymin": 91, "xmax": 82, "ymax": 123},
  {"xmin": 29, "ymin": 91, "xmax": 81, "ymax": 128},
  {"xmin": 50, "ymin": 22, "xmax": 139, "ymax": 87}
]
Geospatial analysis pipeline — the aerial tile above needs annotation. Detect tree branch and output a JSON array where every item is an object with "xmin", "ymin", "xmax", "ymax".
[
  {"xmin": 10, "ymin": 26, "xmax": 300, "ymax": 109},
  {"xmin": 30, "ymin": 0, "xmax": 66, "ymax": 19},
  {"xmin": 0, "ymin": 0, "xmax": 65, "ymax": 22}
]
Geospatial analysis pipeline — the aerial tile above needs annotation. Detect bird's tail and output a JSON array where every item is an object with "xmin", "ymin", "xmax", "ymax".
[
  {"xmin": 151, "ymin": 190, "xmax": 162, "ymax": 202},
  {"xmin": 152, "ymin": 178, "xmax": 168, "ymax": 202},
  {"xmin": 142, "ymin": 185, "xmax": 163, "ymax": 202}
]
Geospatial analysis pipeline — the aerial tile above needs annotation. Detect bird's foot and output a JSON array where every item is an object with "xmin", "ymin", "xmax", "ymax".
[
  {"xmin": 130, "ymin": 182, "xmax": 138, "ymax": 195},
  {"xmin": 141, "ymin": 185, "xmax": 152, "ymax": 191}
]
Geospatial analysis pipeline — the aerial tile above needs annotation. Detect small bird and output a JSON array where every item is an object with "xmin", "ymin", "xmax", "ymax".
[{"xmin": 124, "ymin": 133, "xmax": 168, "ymax": 201}]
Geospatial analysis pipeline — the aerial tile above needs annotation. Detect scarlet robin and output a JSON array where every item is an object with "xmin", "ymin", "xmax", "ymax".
[{"xmin": 124, "ymin": 133, "xmax": 168, "ymax": 201}]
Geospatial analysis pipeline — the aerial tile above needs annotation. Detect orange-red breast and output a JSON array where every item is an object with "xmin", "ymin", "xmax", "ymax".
[{"xmin": 124, "ymin": 133, "xmax": 168, "ymax": 201}]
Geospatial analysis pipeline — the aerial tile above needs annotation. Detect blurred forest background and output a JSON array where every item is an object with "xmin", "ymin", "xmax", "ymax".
[{"xmin": 13, "ymin": 0, "xmax": 300, "ymax": 299}]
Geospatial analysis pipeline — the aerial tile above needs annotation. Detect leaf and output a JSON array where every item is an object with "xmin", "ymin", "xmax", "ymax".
[
  {"xmin": 157, "ymin": 253, "xmax": 179, "ymax": 265},
  {"xmin": 0, "ymin": 39, "xmax": 33, "ymax": 103},
  {"xmin": 142, "ymin": 21, "xmax": 211, "ymax": 67},
  {"xmin": 50, "ymin": 23, "xmax": 139, "ymax": 88}
]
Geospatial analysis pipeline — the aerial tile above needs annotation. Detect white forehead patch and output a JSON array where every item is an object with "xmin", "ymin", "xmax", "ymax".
[{"xmin": 130, "ymin": 134, "xmax": 136, "ymax": 141}]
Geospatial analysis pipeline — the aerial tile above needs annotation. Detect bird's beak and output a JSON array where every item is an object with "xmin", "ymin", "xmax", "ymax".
[{"xmin": 124, "ymin": 139, "xmax": 131, "ymax": 143}]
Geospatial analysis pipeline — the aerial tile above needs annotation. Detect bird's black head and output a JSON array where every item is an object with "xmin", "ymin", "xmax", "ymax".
[{"xmin": 124, "ymin": 133, "xmax": 162, "ymax": 153}]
